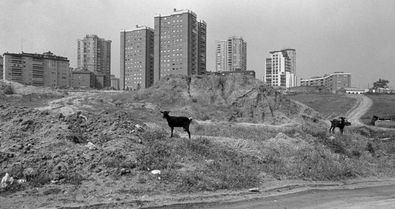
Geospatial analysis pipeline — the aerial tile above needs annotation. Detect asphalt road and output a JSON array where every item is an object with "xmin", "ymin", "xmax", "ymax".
[{"xmin": 146, "ymin": 184, "xmax": 395, "ymax": 209}]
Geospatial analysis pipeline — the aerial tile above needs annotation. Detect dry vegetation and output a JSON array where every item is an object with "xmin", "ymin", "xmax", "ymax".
[
  {"xmin": 361, "ymin": 94, "xmax": 395, "ymax": 128},
  {"xmin": 288, "ymin": 93, "xmax": 357, "ymax": 119},
  {"xmin": 0, "ymin": 76, "xmax": 395, "ymax": 208}
]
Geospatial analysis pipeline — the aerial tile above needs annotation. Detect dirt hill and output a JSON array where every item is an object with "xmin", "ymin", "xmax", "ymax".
[
  {"xmin": 131, "ymin": 74, "xmax": 323, "ymax": 124},
  {"xmin": 0, "ymin": 75, "xmax": 394, "ymax": 208}
]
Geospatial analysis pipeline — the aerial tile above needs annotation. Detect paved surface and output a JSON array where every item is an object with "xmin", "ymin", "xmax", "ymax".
[{"xmin": 146, "ymin": 184, "xmax": 395, "ymax": 209}]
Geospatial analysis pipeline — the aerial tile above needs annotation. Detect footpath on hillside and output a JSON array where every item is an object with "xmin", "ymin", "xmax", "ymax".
[{"xmin": 345, "ymin": 94, "xmax": 373, "ymax": 126}]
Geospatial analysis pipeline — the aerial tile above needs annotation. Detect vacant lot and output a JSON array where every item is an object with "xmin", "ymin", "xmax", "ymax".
[
  {"xmin": 288, "ymin": 93, "xmax": 356, "ymax": 119},
  {"xmin": 361, "ymin": 94, "xmax": 395, "ymax": 127}
]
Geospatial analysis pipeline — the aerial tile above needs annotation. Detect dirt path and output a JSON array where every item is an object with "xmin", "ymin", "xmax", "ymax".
[
  {"xmin": 194, "ymin": 119, "xmax": 297, "ymax": 128},
  {"xmin": 146, "ymin": 181, "xmax": 395, "ymax": 209},
  {"xmin": 343, "ymin": 94, "xmax": 395, "ymax": 131},
  {"xmin": 344, "ymin": 94, "xmax": 373, "ymax": 126}
]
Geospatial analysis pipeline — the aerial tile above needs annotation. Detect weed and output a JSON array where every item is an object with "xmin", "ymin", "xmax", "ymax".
[
  {"xmin": 168, "ymin": 138, "xmax": 261, "ymax": 192},
  {"xmin": 29, "ymin": 173, "xmax": 52, "ymax": 187},
  {"xmin": 136, "ymin": 131, "xmax": 176, "ymax": 170}
]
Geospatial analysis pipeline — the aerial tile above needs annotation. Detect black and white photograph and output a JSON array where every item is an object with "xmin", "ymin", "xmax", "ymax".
[{"xmin": 1, "ymin": 0, "xmax": 395, "ymax": 208}]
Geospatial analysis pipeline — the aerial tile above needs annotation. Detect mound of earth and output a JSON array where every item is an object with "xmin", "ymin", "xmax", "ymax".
[
  {"xmin": 133, "ymin": 74, "xmax": 323, "ymax": 124},
  {"xmin": 1, "ymin": 75, "xmax": 394, "ymax": 208}
]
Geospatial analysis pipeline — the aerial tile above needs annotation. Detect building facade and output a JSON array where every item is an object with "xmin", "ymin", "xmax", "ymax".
[
  {"xmin": 3, "ymin": 52, "xmax": 70, "ymax": 88},
  {"xmin": 77, "ymin": 34, "xmax": 111, "ymax": 88},
  {"xmin": 154, "ymin": 9, "xmax": 207, "ymax": 83},
  {"xmin": 120, "ymin": 26, "xmax": 154, "ymax": 90},
  {"xmin": 215, "ymin": 36, "xmax": 247, "ymax": 72},
  {"xmin": 210, "ymin": 70, "xmax": 255, "ymax": 78},
  {"xmin": 71, "ymin": 68, "xmax": 96, "ymax": 89},
  {"xmin": 300, "ymin": 72, "xmax": 351, "ymax": 93},
  {"xmin": 110, "ymin": 75, "xmax": 120, "ymax": 90},
  {"xmin": 264, "ymin": 49, "xmax": 296, "ymax": 88},
  {"xmin": 0, "ymin": 55, "xmax": 3, "ymax": 80}
]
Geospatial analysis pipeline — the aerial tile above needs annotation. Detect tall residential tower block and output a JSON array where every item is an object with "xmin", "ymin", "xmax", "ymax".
[
  {"xmin": 153, "ymin": 9, "xmax": 206, "ymax": 83},
  {"xmin": 120, "ymin": 26, "xmax": 154, "ymax": 90},
  {"xmin": 264, "ymin": 49, "xmax": 296, "ymax": 88},
  {"xmin": 215, "ymin": 36, "xmax": 247, "ymax": 72},
  {"xmin": 77, "ymin": 34, "xmax": 111, "ymax": 88}
]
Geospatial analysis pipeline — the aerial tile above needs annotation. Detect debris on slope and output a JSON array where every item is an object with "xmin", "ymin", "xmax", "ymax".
[
  {"xmin": 132, "ymin": 74, "xmax": 321, "ymax": 124},
  {"xmin": 0, "ymin": 104, "xmax": 163, "ymax": 194}
]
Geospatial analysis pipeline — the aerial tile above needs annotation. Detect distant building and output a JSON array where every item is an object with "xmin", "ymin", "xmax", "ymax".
[
  {"xmin": 344, "ymin": 87, "xmax": 367, "ymax": 94},
  {"xmin": 154, "ymin": 9, "xmax": 207, "ymax": 83},
  {"xmin": 369, "ymin": 87, "xmax": 393, "ymax": 94},
  {"xmin": 3, "ymin": 51, "xmax": 70, "ymax": 88},
  {"xmin": 110, "ymin": 74, "xmax": 120, "ymax": 90},
  {"xmin": 71, "ymin": 68, "xmax": 96, "ymax": 89},
  {"xmin": 77, "ymin": 34, "xmax": 111, "ymax": 88},
  {"xmin": 120, "ymin": 26, "xmax": 154, "ymax": 90},
  {"xmin": 301, "ymin": 72, "xmax": 351, "ymax": 93},
  {"xmin": 211, "ymin": 70, "xmax": 255, "ymax": 78},
  {"xmin": 264, "ymin": 49, "xmax": 296, "ymax": 88},
  {"xmin": 0, "ymin": 55, "xmax": 3, "ymax": 80},
  {"xmin": 215, "ymin": 36, "xmax": 247, "ymax": 72}
]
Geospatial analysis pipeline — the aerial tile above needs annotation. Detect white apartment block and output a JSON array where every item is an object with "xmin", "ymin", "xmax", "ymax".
[
  {"xmin": 215, "ymin": 36, "xmax": 247, "ymax": 72},
  {"xmin": 301, "ymin": 72, "xmax": 351, "ymax": 93},
  {"xmin": 264, "ymin": 49, "xmax": 296, "ymax": 88}
]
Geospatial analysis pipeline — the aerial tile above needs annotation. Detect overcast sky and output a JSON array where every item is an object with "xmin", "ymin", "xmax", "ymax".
[{"xmin": 1, "ymin": 0, "xmax": 394, "ymax": 88}]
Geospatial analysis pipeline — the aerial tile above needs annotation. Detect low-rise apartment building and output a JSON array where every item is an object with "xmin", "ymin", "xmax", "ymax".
[
  {"xmin": 300, "ymin": 72, "xmax": 351, "ymax": 93},
  {"xmin": 3, "ymin": 52, "xmax": 70, "ymax": 88},
  {"xmin": 71, "ymin": 68, "xmax": 96, "ymax": 89}
]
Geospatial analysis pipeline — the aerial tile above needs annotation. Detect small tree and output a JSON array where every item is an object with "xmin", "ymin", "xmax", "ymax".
[{"xmin": 373, "ymin": 79, "xmax": 389, "ymax": 89}]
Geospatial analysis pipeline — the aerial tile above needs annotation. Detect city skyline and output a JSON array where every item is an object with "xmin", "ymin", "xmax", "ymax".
[{"xmin": 1, "ymin": 0, "xmax": 395, "ymax": 88}]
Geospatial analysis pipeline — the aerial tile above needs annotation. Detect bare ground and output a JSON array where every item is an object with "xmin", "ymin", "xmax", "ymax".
[
  {"xmin": 1, "ymin": 82, "xmax": 394, "ymax": 208},
  {"xmin": 146, "ymin": 179, "xmax": 395, "ymax": 209}
]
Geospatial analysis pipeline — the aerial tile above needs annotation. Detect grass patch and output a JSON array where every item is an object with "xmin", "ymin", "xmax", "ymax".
[
  {"xmin": 289, "ymin": 93, "xmax": 356, "ymax": 118},
  {"xmin": 170, "ymin": 137, "xmax": 262, "ymax": 192},
  {"xmin": 361, "ymin": 94, "xmax": 395, "ymax": 126}
]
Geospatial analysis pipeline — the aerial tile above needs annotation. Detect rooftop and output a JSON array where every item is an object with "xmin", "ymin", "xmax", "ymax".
[
  {"xmin": 155, "ymin": 8, "xmax": 197, "ymax": 18},
  {"xmin": 3, "ymin": 51, "xmax": 69, "ymax": 61},
  {"xmin": 301, "ymin": 72, "xmax": 352, "ymax": 81},
  {"xmin": 79, "ymin": 34, "xmax": 111, "ymax": 43},
  {"xmin": 269, "ymin": 48, "xmax": 296, "ymax": 54},
  {"xmin": 121, "ymin": 25, "xmax": 154, "ymax": 32}
]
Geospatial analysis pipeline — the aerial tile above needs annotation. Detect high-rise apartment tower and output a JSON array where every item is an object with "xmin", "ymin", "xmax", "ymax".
[
  {"xmin": 264, "ymin": 49, "xmax": 296, "ymax": 88},
  {"xmin": 154, "ymin": 9, "xmax": 206, "ymax": 82},
  {"xmin": 120, "ymin": 26, "xmax": 154, "ymax": 90},
  {"xmin": 77, "ymin": 34, "xmax": 111, "ymax": 88},
  {"xmin": 215, "ymin": 36, "xmax": 247, "ymax": 72}
]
